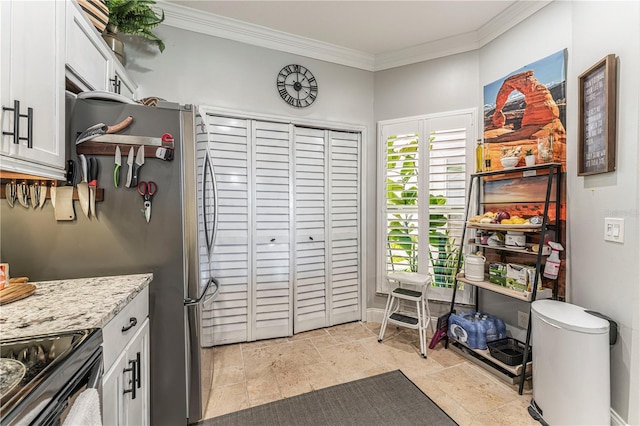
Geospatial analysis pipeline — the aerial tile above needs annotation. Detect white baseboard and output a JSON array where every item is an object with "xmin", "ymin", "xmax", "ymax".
[{"xmin": 366, "ymin": 308, "xmax": 386, "ymax": 324}]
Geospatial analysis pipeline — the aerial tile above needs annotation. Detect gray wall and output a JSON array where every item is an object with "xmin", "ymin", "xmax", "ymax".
[
  {"xmin": 566, "ymin": 2, "xmax": 639, "ymax": 424},
  {"xmin": 374, "ymin": 1, "xmax": 638, "ymax": 423}
]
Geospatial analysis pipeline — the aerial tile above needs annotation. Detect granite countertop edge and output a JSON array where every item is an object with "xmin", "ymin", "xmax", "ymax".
[{"xmin": 0, "ymin": 273, "xmax": 153, "ymax": 341}]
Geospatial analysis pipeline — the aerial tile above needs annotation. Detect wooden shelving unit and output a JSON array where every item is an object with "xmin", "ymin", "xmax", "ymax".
[{"xmin": 446, "ymin": 163, "xmax": 562, "ymax": 395}]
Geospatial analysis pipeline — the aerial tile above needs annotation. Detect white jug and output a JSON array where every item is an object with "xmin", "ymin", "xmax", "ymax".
[{"xmin": 465, "ymin": 254, "xmax": 486, "ymax": 281}]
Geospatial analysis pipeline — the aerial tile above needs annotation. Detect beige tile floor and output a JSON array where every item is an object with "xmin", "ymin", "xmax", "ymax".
[{"xmin": 204, "ymin": 321, "xmax": 539, "ymax": 425}]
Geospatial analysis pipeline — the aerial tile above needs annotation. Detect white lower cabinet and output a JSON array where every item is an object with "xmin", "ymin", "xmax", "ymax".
[{"xmin": 102, "ymin": 287, "xmax": 149, "ymax": 425}]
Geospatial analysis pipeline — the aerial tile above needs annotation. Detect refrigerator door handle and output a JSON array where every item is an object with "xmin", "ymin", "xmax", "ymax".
[
  {"xmin": 184, "ymin": 277, "xmax": 219, "ymax": 307},
  {"xmin": 202, "ymin": 151, "xmax": 218, "ymax": 258}
]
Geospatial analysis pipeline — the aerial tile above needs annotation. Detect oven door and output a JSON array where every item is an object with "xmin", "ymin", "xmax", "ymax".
[
  {"xmin": 1, "ymin": 329, "xmax": 103, "ymax": 426},
  {"xmin": 51, "ymin": 346, "xmax": 103, "ymax": 425}
]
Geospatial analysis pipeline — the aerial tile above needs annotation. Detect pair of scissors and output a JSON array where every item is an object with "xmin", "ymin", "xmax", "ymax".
[{"xmin": 137, "ymin": 181, "xmax": 157, "ymax": 223}]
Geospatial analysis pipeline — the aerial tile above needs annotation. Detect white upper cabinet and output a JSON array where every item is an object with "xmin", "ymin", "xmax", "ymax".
[
  {"xmin": 66, "ymin": 0, "xmax": 111, "ymax": 92},
  {"xmin": 65, "ymin": 0, "xmax": 138, "ymax": 98},
  {"xmin": 0, "ymin": 0, "xmax": 66, "ymax": 179}
]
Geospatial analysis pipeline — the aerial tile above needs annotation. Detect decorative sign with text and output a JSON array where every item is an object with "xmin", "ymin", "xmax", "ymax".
[{"xmin": 578, "ymin": 55, "xmax": 617, "ymax": 175}]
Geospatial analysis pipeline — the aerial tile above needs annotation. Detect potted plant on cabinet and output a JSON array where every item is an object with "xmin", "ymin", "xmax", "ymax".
[
  {"xmin": 103, "ymin": 0, "xmax": 165, "ymax": 65},
  {"xmin": 525, "ymin": 149, "xmax": 536, "ymax": 166}
]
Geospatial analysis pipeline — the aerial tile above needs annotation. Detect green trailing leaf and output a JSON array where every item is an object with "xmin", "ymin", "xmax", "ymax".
[{"xmin": 105, "ymin": 0, "xmax": 165, "ymax": 52}]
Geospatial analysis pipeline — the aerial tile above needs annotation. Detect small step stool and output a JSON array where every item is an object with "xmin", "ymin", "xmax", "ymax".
[{"xmin": 377, "ymin": 272, "xmax": 434, "ymax": 358}]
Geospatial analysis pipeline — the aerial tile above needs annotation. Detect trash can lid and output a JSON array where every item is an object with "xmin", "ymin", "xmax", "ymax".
[{"xmin": 531, "ymin": 300, "xmax": 609, "ymax": 334}]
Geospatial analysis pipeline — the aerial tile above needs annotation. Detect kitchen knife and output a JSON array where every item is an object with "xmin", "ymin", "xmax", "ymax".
[
  {"xmin": 77, "ymin": 155, "xmax": 90, "ymax": 217},
  {"xmin": 54, "ymin": 161, "xmax": 76, "ymax": 221},
  {"xmin": 16, "ymin": 182, "xmax": 29, "ymax": 208},
  {"xmin": 125, "ymin": 147, "xmax": 134, "ymax": 188},
  {"xmin": 38, "ymin": 183, "xmax": 46, "ymax": 209},
  {"xmin": 50, "ymin": 182, "xmax": 56, "ymax": 209},
  {"xmin": 88, "ymin": 157, "xmax": 99, "ymax": 218},
  {"xmin": 114, "ymin": 145, "xmax": 122, "ymax": 188},
  {"xmin": 29, "ymin": 183, "xmax": 39, "ymax": 208},
  {"xmin": 54, "ymin": 187, "xmax": 75, "ymax": 221},
  {"xmin": 75, "ymin": 115, "xmax": 134, "ymax": 144},
  {"xmin": 5, "ymin": 181, "xmax": 16, "ymax": 208},
  {"xmin": 131, "ymin": 145, "xmax": 145, "ymax": 187},
  {"xmin": 66, "ymin": 160, "xmax": 76, "ymax": 186}
]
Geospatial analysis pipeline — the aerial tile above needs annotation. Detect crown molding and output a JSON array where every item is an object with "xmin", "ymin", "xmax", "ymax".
[
  {"xmin": 158, "ymin": 1, "xmax": 375, "ymax": 70},
  {"xmin": 374, "ymin": 0, "xmax": 552, "ymax": 71},
  {"xmin": 477, "ymin": 0, "xmax": 553, "ymax": 47},
  {"xmin": 157, "ymin": 0, "xmax": 552, "ymax": 72}
]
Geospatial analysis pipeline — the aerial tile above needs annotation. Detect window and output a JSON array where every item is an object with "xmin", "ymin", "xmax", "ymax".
[{"xmin": 378, "ymin": 111, "xmax": 475, "ymax": 303}]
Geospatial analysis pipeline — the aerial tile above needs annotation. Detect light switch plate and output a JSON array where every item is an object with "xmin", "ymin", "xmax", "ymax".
[{"xmin": 604, "ymin": 217, "xmax": 624, "ymax": 243}]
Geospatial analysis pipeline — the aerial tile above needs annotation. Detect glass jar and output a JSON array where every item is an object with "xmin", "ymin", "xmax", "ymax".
[{"xmin": 537, "ymin": 135, "xmax": 554, "ymax": 163}]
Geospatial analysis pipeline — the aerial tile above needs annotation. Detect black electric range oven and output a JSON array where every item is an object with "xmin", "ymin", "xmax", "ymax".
[{"xmin": 0, "ymin": 328, "xmax": 103, "ymax": 425}]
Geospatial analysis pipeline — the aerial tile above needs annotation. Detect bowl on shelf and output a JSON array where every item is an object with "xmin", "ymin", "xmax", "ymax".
[{"xmin": 500, "ymin": 156, "xmax": 519, "ymax": 169}]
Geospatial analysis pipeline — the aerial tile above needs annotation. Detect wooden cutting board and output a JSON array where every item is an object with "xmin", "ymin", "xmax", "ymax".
[{"xmin": 0, "ymin": 283, "xmax": 36, "ymax": 305}]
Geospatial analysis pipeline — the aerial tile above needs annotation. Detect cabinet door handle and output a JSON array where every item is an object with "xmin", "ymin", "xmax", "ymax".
[
  {"xmin": 2, "ymin": 100, "xmax": 20, "ymax": 145},
  {"xmin": 26, "ymin": 107, "xmax": 33, "ymax": 149},
  {"xmin": 309, "ymin": 236, "xmax": 314, "ymax": 241},
  {"xmin": 121, "ymin": 317, "xmax": 138, "ymax": 332},
  {"xmin": 135, "ymin": 351, "xmax": 141, "ymax": 389},
  {"xmin": 110, "ymin": 76, "xmax": 122, "ymax": 94},
  {"xmin": 123, "ymin": 359, "xmax": 137, "ymax": 399},
  {"xmin": 270, "ymin": 238, "xmax": 276, "ymax": 242},
  {"xmin": 2, "ymin": 101, "xmax": 33, "ymax": 148}
]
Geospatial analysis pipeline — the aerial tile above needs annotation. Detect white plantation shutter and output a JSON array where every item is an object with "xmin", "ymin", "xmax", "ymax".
[
  {"xmin": 426, "ymin": 116, "xmax": 470, "ymax": 303},
  {"xmin": 329, "ymin": 131, "xmax": 360, "ymax": 324},
  {"xmin": 251, "ymin": 121, "xmax": 292, "ymax": 340},
  {"xmin": 203, "ymin": 115, "xmax": 251, "ymax": 345},
  {"xmin": 293, "ymin": 127, "xmax": 328, "ymax": 333},
  {"xmin": 379, "ymin": 111, "xmax": 474, "ymax": 304},
  {"xmin": 385, "ymin": 133, "xmax": 420, "ymax": 275}
]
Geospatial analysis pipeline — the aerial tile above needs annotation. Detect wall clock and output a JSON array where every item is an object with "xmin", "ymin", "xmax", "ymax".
[{"xmin": 276, "ymin": 64, "xmax": 318, "ymax": 108}]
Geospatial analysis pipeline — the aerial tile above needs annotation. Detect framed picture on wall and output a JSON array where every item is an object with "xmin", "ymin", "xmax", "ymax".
[{"xmin": 578, "ymin": 54, "xmax": 617, "ymax": 176}]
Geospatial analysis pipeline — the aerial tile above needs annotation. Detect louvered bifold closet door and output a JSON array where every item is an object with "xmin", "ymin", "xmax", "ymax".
[
  {"xmin": 329, "ymin": 131, "xmax": 360, "ymax": 325},
  {"xmin": 251, "ymin": 121, "xmax": 292, "ymax": 340},
  {"xmin": 204, "ymin": 115, "xmax": 251, "ymax": 345},
  {"xmin": 294, "ymin": 127, "xmax": 328, "ymax": 333}
]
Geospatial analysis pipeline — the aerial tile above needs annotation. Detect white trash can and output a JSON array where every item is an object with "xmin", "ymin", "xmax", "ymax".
[{"xmin": 529, "ymin": 300, "xmax": 611, "ymax": 425}]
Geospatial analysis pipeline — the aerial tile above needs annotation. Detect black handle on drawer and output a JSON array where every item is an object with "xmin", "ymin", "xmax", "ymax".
[
  {"xmin": 123, "ymin": 359, "xmax": 137, "ymax": 399},
  {"xmin": 121, "ymin": 317, "xmax": 138, "ymax": 332},
  {"xmin": 135, "ymin": 351, "xmax": 141, "ymax": 389}
]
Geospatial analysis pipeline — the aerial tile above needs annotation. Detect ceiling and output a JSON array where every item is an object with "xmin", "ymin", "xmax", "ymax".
[{"xmin": 159, "ymin": 1, "xmax": 551, "ymax": 71}]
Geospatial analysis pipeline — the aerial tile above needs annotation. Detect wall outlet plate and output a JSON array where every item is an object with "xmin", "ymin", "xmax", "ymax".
[{"xmin": 518, "ymin": 311, "xmax": 529, "ymax": 328}]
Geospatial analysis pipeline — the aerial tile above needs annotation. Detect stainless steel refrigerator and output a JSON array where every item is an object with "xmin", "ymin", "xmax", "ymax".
[{"xmin": 0, "ymin": 97, "xmax": 219, "ymax": 425}]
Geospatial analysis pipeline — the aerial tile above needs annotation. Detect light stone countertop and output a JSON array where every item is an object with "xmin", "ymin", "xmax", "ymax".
[{"xmin": 0, "ymin": 274, "xmax": 152, "ymax": 340}]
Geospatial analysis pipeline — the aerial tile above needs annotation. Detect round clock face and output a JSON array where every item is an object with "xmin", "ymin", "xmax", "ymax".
[{"xmin": 276, "ymin": 64, "xmax": 318, "ymax": 108}]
